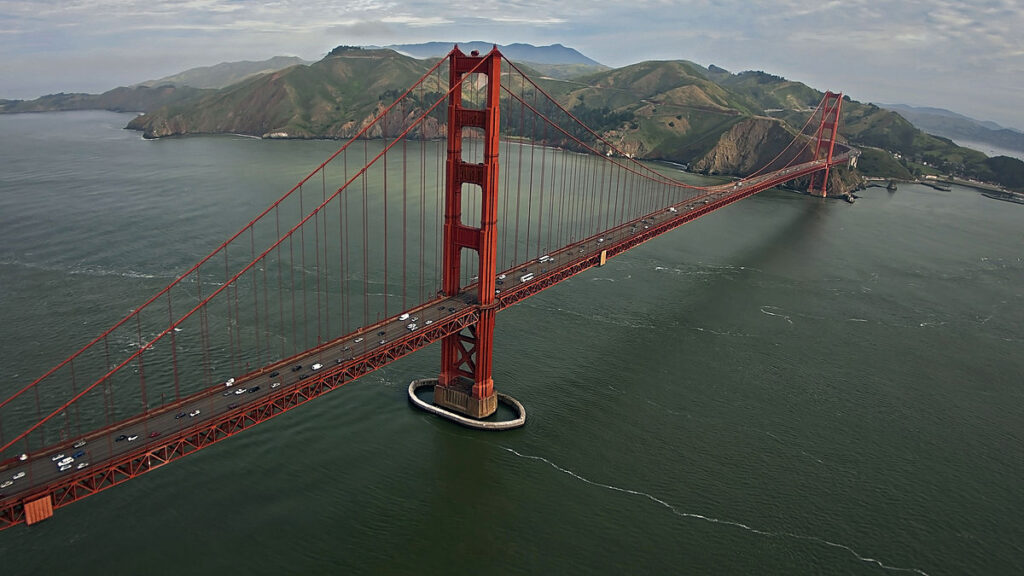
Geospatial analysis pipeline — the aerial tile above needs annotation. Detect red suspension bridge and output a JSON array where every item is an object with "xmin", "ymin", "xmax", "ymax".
[{"xmin": 0, "ymin": 47, "xmax": 851, "ymax": 529}]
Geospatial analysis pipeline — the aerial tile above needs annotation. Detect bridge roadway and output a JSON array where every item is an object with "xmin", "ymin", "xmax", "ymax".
[{"xmin": 0, "ymin": 156, "xmax": 846, "ymax": 526}]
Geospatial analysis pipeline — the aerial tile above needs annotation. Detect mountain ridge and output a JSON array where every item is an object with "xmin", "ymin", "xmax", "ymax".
[{"xmin": 3, "ymin": 43, "xmax": 1021, "ymax": 191}]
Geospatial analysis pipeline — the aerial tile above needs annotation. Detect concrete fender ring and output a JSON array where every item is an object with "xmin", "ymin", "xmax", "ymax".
[{"xmin": 408, "ymin": 379, "xmax": 526, "ymax": 430}]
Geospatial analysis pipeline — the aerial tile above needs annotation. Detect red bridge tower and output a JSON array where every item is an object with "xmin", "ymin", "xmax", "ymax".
[
  {"xmin": 433, "ymin": 47, "xmax": 502, "ymax": 419},
  {"xmin": 808, "ymin": 91, "xmax": 844, "ymax": 197}
]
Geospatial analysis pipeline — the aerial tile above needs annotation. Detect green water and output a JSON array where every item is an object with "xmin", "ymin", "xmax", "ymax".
[{"xmin": 1, "ymin": 111, "xmax": 1021, "ymax": 575}]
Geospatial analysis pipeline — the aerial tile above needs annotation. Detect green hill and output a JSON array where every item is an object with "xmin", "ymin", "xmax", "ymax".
[{"xmin": 127, "ymin": 47, "xmax": 440, "ymax": 139}]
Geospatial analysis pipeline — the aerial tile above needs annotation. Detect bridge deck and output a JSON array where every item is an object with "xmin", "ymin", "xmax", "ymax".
[{"xmin": 0, "ymin": 156, "xmax": 846, "ymax": 529}]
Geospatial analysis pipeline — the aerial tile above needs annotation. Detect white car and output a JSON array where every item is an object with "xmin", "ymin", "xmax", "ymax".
[
  {"xmin": 50, "ymin": 453, "xmax": 65, "ymax": 462},
  {"xmin": 224, "ymin": 378, "xmax": 236, "ymax": 387},
  {"xmin": 57, "ymin": 457, "xmax": 74, "ymax": 467},
  {"xmin": 127, "ymin": 435, "xmax": 139, "ymax": 442},
  {"xmin": 73, "ymin": 440, "xmax": 87, "ymax": 448},
  {"xmin": 271, "ymin": 382, "xmax": 281, "ymax": 389},
  {"xmin": 424, "ymin": 319, "xmax": 433, "ymax": 326},
  {"xmin": 354, "ymin": 337, "xmax": 364, "ymax": 343},
  {"xmin": 0, "ymin": 480, "xmax": 13, "ymax": 489},
  {"xmin": 12, "ymin": 471, "xmax": 26, "ymax": 481},
  {"xmin": 312, "ymin": 363, "xmax": 323, "ymax": 370},
  {"xmin": 398, "ymin": 313, "xmax": 410, "ymax": 321},
  {"xmin": 188, "ymin": 409, "xmax": 201, "ymax": 417},
  {"xmin": 77, "ymin": 462, "xmax": 89, "ymax": 470},
  {"xmin": 407, "ymin": 323, "xmax": 417, "ymax": 331},
  {"xmin": 59, "ymin": 464, "xmax": 72, "ymax": 472},
  {"xmin": 234, "ymin": 388, "xmax": 246, "ymax": 395}
]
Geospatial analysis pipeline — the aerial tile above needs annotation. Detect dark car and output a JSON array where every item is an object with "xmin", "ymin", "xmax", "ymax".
[
  {"xmin": 148, "ymin": 431, "xmax": 161, "ymax": 438},
  {"xmin": 291, "ymin": 365, "xmax": 302, "ymax": 372},
  {"xmin": 228, "ymin": 403, "xmax": 239, "ymax": 409},
  {"xmin": 115, "ymin": 434, "xmax": 128, "ymax": 442},
  {"xmin": 175, "ymin": 412, "xmax": 187, "ymax": 419},
  {"xmin": 269, "ymin": 371, "xmax": 280, "ymax": 378},
  {"xmin": 247, "ymin": 386, "xmax": 260, "ymax": 393},
  {"xmin": 72, "ymin": 449, "xmax": 86, "ymax": 458},
  {"xmin": 298, "ymin": 374, "xmax": 310, "ymax": 380}
]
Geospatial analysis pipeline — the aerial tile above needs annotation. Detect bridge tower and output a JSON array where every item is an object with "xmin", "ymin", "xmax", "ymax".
[
  {"xmin": 434, "ymin": 46, "xmax": 502, "ymax": 419},
  {"xmin": 808, "ymin": 91, "xmax": 844, "ymax": 197}
]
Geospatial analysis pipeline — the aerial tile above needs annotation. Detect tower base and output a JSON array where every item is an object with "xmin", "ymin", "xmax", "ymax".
[
  {"xmin": 410, "ymin": 379, "xmax": 525, "ymax": 430},
  {"xmin": 433, "ymin": 376, "xmax": 498, "ymax": 419}
]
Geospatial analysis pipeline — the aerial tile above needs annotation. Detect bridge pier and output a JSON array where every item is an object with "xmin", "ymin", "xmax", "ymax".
[{"xmin": 434, "ymin": 376, "xmax": 497, "ymax": 418}]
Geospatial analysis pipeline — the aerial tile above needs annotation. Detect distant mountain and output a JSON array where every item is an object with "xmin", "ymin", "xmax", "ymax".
[
  {"xmin": 0, "ymin": 84, "xmax": 210, "ymax": 114},
  {"xmin": 880, "ymin": 103, "xmax": 1024, "ymax": 155},
  {"xmin": 383, "ymin": 42, "xmax": 609, "ymax": 79},
  {"xmin": 137, "ymin": 56, "xmax": 310, "ymax": 90},
  {"xmin": 0, "ymin": 56, "xmax": 306, "ymax": 115}
]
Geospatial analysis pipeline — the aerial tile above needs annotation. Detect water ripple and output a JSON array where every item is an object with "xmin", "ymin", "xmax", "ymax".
[{"xmin": 501, "ymin": 446, "xmax": 932, "ymax": 576}]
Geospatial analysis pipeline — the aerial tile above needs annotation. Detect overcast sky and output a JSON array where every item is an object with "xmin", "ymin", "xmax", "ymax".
[{"xmin": 2, "ymin": 0, "xmax": 1021, "ymax": 129}]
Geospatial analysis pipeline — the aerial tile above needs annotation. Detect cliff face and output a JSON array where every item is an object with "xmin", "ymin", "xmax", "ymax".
[
  {"xmin": 691, "ymin": 117, "xmax": 798, "ymax": 175},
  {"xmin": 691, "ymin": 116, "xmax": 862, "ymax": 196}
]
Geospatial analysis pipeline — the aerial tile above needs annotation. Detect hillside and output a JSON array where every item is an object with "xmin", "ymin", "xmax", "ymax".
[{"xmin": 127, "ymin": 47, "xmax": 441, "ymax": 139}]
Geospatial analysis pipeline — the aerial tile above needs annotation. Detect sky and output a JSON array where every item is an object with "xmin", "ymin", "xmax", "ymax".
[{"xmin": 2, "ymin": 0, "xmax": 1022, "ymax": 130}]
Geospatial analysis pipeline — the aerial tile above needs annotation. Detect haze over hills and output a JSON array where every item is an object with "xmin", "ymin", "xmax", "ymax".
[
  {"xmin": 2, "ymin": 42, "xmax": 1021, "ymax": 192},
  {"xmin": 136, "ymin": 56, "xmax": 312, "ymax": 90},
  {"xmin": 879, "ymin": 103, "xmax": 1024, "ymax": 156}
]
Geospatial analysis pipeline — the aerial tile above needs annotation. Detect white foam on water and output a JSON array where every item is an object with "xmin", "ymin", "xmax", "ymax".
[{"xmin": 501, "ymin": 446, "xmax": 932, "ymax": 576}]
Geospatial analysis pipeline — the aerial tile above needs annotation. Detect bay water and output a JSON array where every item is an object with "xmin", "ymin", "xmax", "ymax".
[{"xmin": 1, "ymin": 111, "xmax": 1021, "ymax": 575}]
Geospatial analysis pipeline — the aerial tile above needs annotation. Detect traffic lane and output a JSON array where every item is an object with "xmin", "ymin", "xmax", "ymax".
[{"xmin": 3, "ymin": 295, "xmax": 474, "ymax": 499}]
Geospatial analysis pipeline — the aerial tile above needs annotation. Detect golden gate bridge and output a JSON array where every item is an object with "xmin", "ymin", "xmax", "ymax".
[{"xmin": 0, "ymin": 46, "xmax": 851, "ymax": 529}]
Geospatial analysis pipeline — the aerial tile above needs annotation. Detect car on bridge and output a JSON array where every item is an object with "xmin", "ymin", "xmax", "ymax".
[
  {"xmin": 312, "ymin": 363, "xmax": 323, "ymax": 370},
  {"xmin": 188, "ymin": 409, "xmax": 201, "ymax": 417}
]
